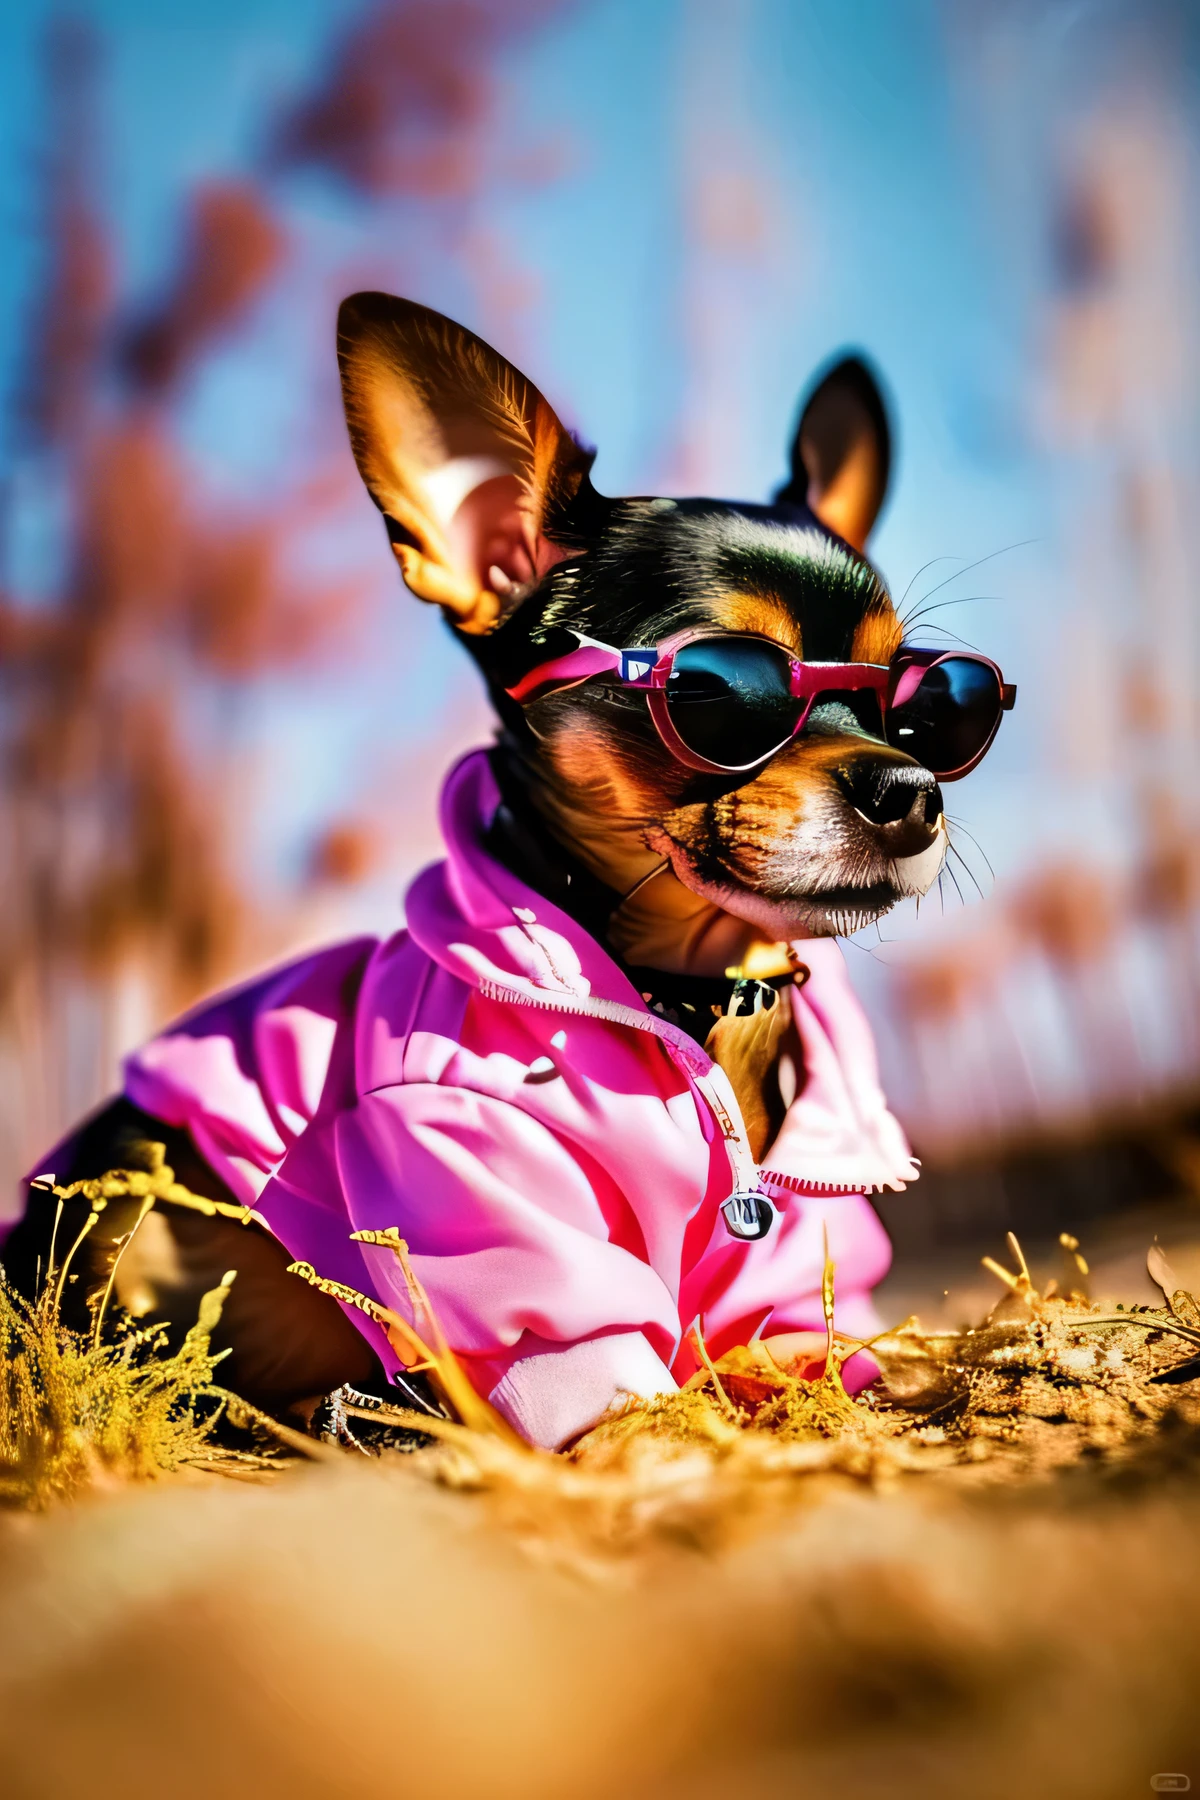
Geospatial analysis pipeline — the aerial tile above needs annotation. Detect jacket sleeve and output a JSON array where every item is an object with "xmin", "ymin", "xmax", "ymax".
[
  {"xmin": 122, "ymin": 939, "xmax": 376, "ymax": 1202},
  {"xmin": 334, "ymin": 1084, "xmax": 680, "ymax": 1448}
]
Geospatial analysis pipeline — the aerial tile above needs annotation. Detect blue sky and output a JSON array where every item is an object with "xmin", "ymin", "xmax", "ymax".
[{"xmin": 1, "ymin": 0, "xmax": 1183, "ymax": 988}]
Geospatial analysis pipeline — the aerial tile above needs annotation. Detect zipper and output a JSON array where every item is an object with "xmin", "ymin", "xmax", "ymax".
[
  {"xmin": 691, "ymin": 1061, "xmax": 760, "ymax": 1196},
  {"xmin": 476, "ymin": 975, "xmax": 763, "ymax": 1203},
  {"xmin": 759, "ymin": 1166, "xmax": 913, "ymax": 1199},
  {"xmin": 476, "ymin": 974, "xmax": 906, "ymax": 1203},
  {"xmin": 476, "ymin": 977, "xmax": 712, "ymax": 1073}
]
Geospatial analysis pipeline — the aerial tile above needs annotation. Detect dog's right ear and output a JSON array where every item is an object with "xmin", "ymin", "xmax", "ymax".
[
  {"xmin": 338, "ymin": 293, "xmax": 595, "ymax": 635},
  {"xmin": 775, "ymin": 354, "xmax": 892, "ymax": 552}
]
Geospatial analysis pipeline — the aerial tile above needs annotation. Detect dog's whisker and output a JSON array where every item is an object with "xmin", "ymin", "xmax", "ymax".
[
  {"xmin": 895, "ymin": 554, "xmax": 961, "ymax": 614},
  {"xmin": 945, "ymin": 838, "xmax": 987, "ymax": 900},
  {"xmin": 946, "ymin": 839, "xmax": 985, "ymax": 903},
  {"xmin": 900, "ymin": 592, "xmax": 1002, "ymax": 632},
  {"xmin": 944, "ymin": 815, "xmax": 996, "ymax": 883},
  {"xmin": 904, "ymin": 590, "xmax": 1001, "ymax": 616},
  {"xmin": 900, "ymin": 623, "xmax": 989, "ymax": 654},
  {"xmin": 941, "ymin": 855, "xmax": 967, "ymax": 910},
  {"xmin": 900, "ymin": 538, "xmax": 1038, "ymax": 619}
]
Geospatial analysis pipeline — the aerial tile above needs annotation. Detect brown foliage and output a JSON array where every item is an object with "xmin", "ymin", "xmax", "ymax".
[
  {"xmin": 0, "ymin": 0, "xmax": 579, "ymax": 1180},
  {"xmin": 2, "ymin": 412, "xmax": 240, "ymax": 1003},
  {"xmin": 17, "ymin": 20, "xmax": 110, "ymax": 451},
  {"xmin": 271, "ymin": 0, "xmax": 575, "ymax": 197},
  {"xmin": 0, "ymin": 33, "xmax": 340, "ymax": 1056},
  {"xmin": 1010, "ymin": 860, "xmax": 1121, "ymax": 967},
  {"xmin": 1137, "ymin": 786, "xmax": 1200, "ymax": 922},
  {"xmin": 308, "ymin": 820, "xmax": 378, "ymax": 886},
  {"xmin": 120, "ymin": 184, "xmax": 286, "ymax": 396}
]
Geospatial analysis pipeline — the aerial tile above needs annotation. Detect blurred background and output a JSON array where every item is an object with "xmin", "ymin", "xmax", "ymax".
[{"xmin": 1, "ymin": 0, "xmax": 1198, "ymax": 1302}]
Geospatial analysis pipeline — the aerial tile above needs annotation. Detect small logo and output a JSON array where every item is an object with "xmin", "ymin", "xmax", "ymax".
[
  {"xmin": 619, "ymin": 649, "xmax": 656, "ymax": 685},
  {"xmin": 1151, "ymin": 1777, "xmax": 1191, "ymax": 1793}
]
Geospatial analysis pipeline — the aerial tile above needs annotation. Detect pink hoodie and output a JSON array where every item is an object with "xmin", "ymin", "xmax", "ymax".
[{"xmin": 119, "ymin": 750, "xmax": 916, "ymax": 1448}]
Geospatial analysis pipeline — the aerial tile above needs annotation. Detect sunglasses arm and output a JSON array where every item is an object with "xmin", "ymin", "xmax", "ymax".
[{"xmin": 505, "ymin": 635, "xmax": 624, "ymax": 703}]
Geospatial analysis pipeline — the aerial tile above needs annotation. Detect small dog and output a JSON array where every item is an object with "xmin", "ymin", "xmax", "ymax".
[{"xmin": 4, "ymin": 295, "xmax": 1013, "ymax": 1445}]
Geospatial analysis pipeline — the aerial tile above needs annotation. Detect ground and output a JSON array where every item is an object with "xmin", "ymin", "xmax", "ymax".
[{"xmin": 3, "ymin": 1186, "xmax": 1200, "ymax": 1800}]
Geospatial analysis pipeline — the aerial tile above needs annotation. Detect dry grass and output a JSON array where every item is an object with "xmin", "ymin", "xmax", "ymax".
[
  {"xmin": 0, "ymin": 1149, "xmax": 290, "ymax": 1508},
  {"xmin": 337, "ymin": 1238, "xmax": 1197, "ymax": 1582},
  {"xmin": 0, "ymin": 1256, "xmax": 259, "ymax": 1508},
  {"xmin": 15, "ymin": 1161, "xmax": 1200, "ymax": 1544}
]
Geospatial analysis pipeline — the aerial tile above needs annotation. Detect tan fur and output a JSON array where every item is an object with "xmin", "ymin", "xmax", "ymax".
[
  {"xmin": 799, "ymin": 367, "xmax": 890, "ymax": 551},
  {"xmin": 529, "ymin": 721, "xmax": 794, "ymax": 977},
  {"xmin": 850, "ymin": 598, "xmax": 903, "ymax": 666},
  {"xmin": 709, "ymin": 591, "xmax": 804, "ymax": 652},
  {"xmin": 526, "ymin": 574, "xmax": 909, "ymax": 983},
  {"xmin": 807, "ymin": 432, "xmax": 883, "ymax": 550},
  {"xmin": 704, "ymin": 997, "xmax": 796, "ymax": 1160}
]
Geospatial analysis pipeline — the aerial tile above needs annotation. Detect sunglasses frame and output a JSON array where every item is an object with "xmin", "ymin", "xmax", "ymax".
[{"xmin": 507, "ymin": 628, "xmax": 1016, "ymax": 782}]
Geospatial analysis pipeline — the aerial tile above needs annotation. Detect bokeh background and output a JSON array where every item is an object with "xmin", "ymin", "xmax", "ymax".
[{"xmin": 1, "ymin": 0, "xmax": 1198, "ymax": 1300}]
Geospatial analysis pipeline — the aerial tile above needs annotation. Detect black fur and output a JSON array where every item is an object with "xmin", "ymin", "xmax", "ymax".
[{"xmin": 467, "ymin": 493, "xmax": 896, "ymax": 833}]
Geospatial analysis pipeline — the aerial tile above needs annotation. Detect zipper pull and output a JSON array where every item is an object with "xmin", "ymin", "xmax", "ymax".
[{"xmin": 721, "ymin": 1189, "xmax": 777, "ymax": 1241}]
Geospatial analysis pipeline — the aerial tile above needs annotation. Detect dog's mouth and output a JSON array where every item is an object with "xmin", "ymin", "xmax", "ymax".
[
  {"xmin": 635, "ymin": 744, "xmax": 951, "ymax": 942},
  {"xmin": 790, "ymin": 880, "xmax": 904, "ymax": 934},
  {"xmin": 648, "ymin": 816, "xmax": 947, "ymax": 941},
  {"xmin": 691, "ymin": 874, "xmax": 904, "ymax": 941}
]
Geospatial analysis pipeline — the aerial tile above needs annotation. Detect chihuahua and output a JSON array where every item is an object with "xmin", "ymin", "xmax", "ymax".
[{"xmin": 4, "ymin": 295, "xmax": 1013, "ymax": 1434}]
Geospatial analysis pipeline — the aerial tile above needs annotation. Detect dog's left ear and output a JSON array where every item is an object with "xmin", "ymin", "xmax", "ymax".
[
  {"xmin": 775, "ymin": 354, "xmax": 891, "ymax": 552},
  {"xmin": 338, "ymin": 292, "xmax": 596, "ymax": 634}
]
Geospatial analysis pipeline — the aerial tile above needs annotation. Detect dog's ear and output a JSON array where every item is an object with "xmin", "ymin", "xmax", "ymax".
[
  {"xmin": 776, "ymin": 354, "xmax": 891, "ymax": 552},
  {"xmin": 338, "ymin": 292, "xmax": 595, "ymax": 634}
]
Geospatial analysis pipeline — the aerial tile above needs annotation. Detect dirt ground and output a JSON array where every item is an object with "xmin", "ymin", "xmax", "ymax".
[
  {"xmin": 880, "ymin": 1189, "xmax": 1200, "ymax": 1327},
  {"xmin": 3, "ymin": 1416, "xmax": 1200, "ymax": 1800},
  {"xmin": 4, "ymin": 1191, "xmax": 1200, "ymax": 1800}
]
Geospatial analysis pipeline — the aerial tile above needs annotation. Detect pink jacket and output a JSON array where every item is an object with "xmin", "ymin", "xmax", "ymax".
[{"xmin": 120, "ymin": 750, "xmax": 916, "ymax": 1448}]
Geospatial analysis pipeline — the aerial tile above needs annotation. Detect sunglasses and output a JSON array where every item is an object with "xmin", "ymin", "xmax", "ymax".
[{"xmin": 506, "ymin": 630, "xmax": 1016, "ymax": 780}]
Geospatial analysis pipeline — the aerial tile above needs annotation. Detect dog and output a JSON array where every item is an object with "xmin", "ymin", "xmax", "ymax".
[{"xmin": 3, "ymin": 294, "xmax": 1013, "ymax": 1447}]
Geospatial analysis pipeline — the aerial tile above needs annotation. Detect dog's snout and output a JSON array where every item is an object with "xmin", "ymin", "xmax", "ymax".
[{"xmin": 834, "ymin": 761, "xmax": 943, "ymax": 853}]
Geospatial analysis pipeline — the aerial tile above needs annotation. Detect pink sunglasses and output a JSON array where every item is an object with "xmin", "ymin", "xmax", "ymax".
[{"xmin": 507, "ymin": 629, "xmax": 1016, "ymax": 780}]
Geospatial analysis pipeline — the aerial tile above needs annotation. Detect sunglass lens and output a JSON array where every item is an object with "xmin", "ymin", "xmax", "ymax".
[
  {"xmin": 665, "ymin": 639, "xmax": 800, "ymax": 767},
  {"xmin": 887, "ymin": 657, "xmax": 1001, "ymax": 777}
]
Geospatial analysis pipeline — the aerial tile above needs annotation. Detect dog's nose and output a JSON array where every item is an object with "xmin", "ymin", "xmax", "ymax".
[{"xmin": 834, "ymin": 760, "xmax": 943, "ymax": 856}]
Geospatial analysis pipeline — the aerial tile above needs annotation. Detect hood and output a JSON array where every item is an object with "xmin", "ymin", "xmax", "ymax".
[{"xmin": 405, "ymin": 752, "xmax": 713, "ymax": 1070}]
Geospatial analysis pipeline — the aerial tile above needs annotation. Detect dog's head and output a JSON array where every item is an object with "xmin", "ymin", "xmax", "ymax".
[{"xmin": 338, "ymin": 292, "xmax": 954, "ymax": 942}]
